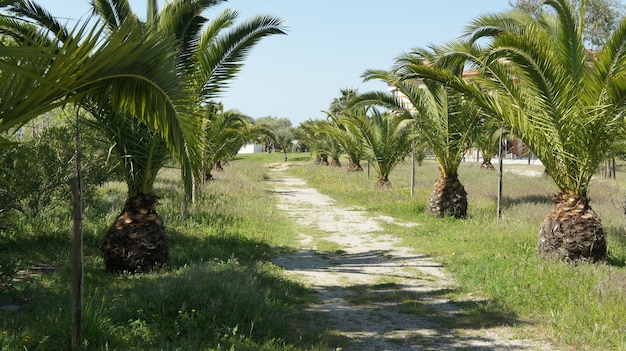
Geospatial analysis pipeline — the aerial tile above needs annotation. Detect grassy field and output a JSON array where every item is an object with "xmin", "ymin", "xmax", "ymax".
[
  {"xmin": 1, "ymin": 151, "xmax": 626, "ymax": 350},
  {"xmin": 0, "ymin": 160, "xmax": 326, "ymax": 350}
]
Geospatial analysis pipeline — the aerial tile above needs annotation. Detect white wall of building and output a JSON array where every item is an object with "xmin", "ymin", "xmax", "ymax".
[{"xmin": 238, "ymin": 143, "xmax": 263, "ymax": 154}]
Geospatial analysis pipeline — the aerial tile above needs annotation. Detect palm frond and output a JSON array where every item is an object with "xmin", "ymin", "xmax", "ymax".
[
  {"xmin": 6, "ymin": 0, "xmax": 70, "ymax": 40},
  {"xmin": 360, "ymin": 47, "xmax": 482, "ymax": 177},
  {"xmin": 90, "ymin": 0, "xmax": 137, "ymax": 30},
  {"xmin": 196, "ymin": 12, "xmax": 286, "ymax": 100},
  {"xmin": 411, "ymin": 0, "xmax": 626, "ymax": 197}
]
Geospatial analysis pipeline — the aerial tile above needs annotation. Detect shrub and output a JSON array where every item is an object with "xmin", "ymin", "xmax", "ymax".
[{"xmin": 0, "ymin": 122, "xmax": 116, "ymax": 220}]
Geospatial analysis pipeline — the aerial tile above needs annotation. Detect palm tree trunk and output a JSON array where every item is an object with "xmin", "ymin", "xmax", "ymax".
[
  {"xmin": 319, "ymin": 154, "xmax": 329, "ymax": 166},
  {"xmin": 428, "ymin": 173, "xmax": 468, "ymax": 218},
  {"xmin": 203, "ymin": 170, "xmax": 214, "ymax": 182},
  {"xmin": 481, "ymin": 160, "xmax": 495, "ymax": 170},
  {"xmin": 330, "ymin": 157, "xmax": 341, "ymax": 167},
  {"xmin": 100, "ymin": 193, "xmax": 169, "ymax": 273},
  {"xmin": 375, "ymin": 176, "xmax": 391, "ymax": 187},
  {"xmin": 538, "ymin": 193, "xmax": 606, "ymax": 262},
  {"xmin": 347, "ymin": 161, "xmax": 363, "ymax": 172},
  {"xmin": 213, "ymin": 161, "xmax": 224, "ymax": 172}
]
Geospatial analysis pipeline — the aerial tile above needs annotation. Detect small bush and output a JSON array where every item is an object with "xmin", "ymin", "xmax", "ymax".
[{"xmin": 0, "ymin": 122, "xmax": 116, "ymax": 220}]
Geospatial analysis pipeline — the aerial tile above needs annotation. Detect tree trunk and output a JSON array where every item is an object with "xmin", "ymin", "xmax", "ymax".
[
  {"xmin": 329, "ymin": 157, "xmax": 341, "ymax": 167},
  {"xmin": 375, "ymin": 176, "xmax": 391, "ymax": 187},
  {"xmin": 100, "ymin": 193, "xmax": 169, "ymax": 273},
  {"xmin": 213, "ymin": 161, "xmax": 224, "ymax": 172},
  {"xmin": 319, "ymin": 155, "xmax": 329, "ymax": 166},
  {"xmin": 481, "ymin": 160, "xmax": 495, "ymax": 170},
  {"xmin": 538, "ymin": 193, "xmax": 606, "ymax": 262},
  {"xmin": 347, "ymin": 161, "xmax": 363, "ymax": 172},
  {"xmin": 203, "ymin": 170, "xmax": 213, "ymax": 182},
  {"xmin": 428, "ymin": 173, "xmax": 468, "ymax": 219}
]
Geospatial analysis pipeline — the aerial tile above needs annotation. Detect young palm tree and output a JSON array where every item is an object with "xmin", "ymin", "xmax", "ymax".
[
  {"xmin": 202, "ymin": 103, "xmax": 270, "ymax": 181},
  {"xmin": 296, "ymin": 119, "xmax": 334, "ymax": 166},
  {"xmin": 0, "ymin": 7, "xmax": 198, "ymax": 272},
  {"xmin": 90, "ymin": 0, "xmax": 285, "ymax": 272},
  {"xmin": 86, "ymin": 108, "xmax": 173, "ymax": 272},
  {"xmin": 325, "ymin": 88, "xmax": 367, "ymax": 172},
  {"xmin": 407, "ymin": 0, "xmax": 626, "ymax": 260},
  {"xmin": 325, "ymin": 112, "xmax": 367, "ymax": 171},
  {"xmin": 0, "ymin": 4, "xmax": 186, "ymax": 152},
  {"xmin": 301, "ymin": 119, "xmax": 344, "ymax": 167},
  {"xmin": 9, "ymin": 0, "xmax": 285, "ymax": 271},
  {"xmin": 471, "ymin": 114, "xmax": 505, "ymax": 170},
  {"xmin": 318, "ymin": 121, "xmax": 344, "ymax": 167},
  {"xmin": 341, "ymin": 108, "xmax": 413, "ymax": 187},
  {"xmin": 357, "ymin": 47, "xmax": 482, "ymax": 218}
]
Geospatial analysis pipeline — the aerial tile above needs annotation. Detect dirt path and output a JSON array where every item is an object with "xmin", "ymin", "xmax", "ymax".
[{"xmin": 268, "ymin": 166, "xmax": 556, "ymax": 351}]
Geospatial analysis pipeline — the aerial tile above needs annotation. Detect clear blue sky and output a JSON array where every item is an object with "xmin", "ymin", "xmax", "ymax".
[{"xmin": 45, "ymin": 1, "xmax": 511, "ymax": 126}]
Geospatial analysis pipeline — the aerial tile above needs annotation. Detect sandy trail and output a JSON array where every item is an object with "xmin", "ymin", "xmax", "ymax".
[{"xmin": 268, "ymin": 167, "xmax": 555, "ymax": 351}]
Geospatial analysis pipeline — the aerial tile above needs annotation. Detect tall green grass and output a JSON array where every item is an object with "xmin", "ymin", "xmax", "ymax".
[
  {"xmin": 3, "ymin": 152, "xmax": 626, "ymax": 350},
  {"xmin": 0, "ymin": 161, "xmax": 325, "ymax": 350},
  {"xmin": 288, "ymin": 156, "xmax": 626, "ymax": 351}
]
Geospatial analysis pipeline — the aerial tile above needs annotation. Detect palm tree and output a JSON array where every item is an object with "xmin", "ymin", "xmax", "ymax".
[
  {"xmin": 86, "ymin": 107, "xmax": 174, "ymax": 272},
  {"xmin": 296, "ymin": 119, "xmax": 332, "ymax": 166},
  {"xmin": 8, "ymin": 0, "xmax": 285, "ymax": 271},
  {"xmin": 357, "ymin": 47, "xmax": 482, "ymax": 218},
  {"xmin": 471, "ymin": 114, "xmax": 504, "ymax": 170},
  {"xmin": 407, "ymin": 0, "xmax": 626, "ymax": 261},
  {"xmin": 341, "ymin": 108, "xmax": 413, "ymax": 187},
  {"xmin": 325, "ymin": 88, "xmax": 367, "ymax": 172},
  {"xmin": 315, "ymin": 119, "xmax": 344, "ymax": 167},
  {"xmin": 202, "ymin": 103, "xmax": 270, "ymax": 181},
  {"xmin": 329, "ymin": 88, "xmax": 359, "ymax": 115},
  {"xmin": 298, "ymin": 118, "xmax": 344, "ymax": 167},
  {"xmin": 0, "ymin": 9, "xmax": 194, "ymax": 273},
  {"xmin": 325, "ymin": 112, "xmax": 367, "ymax": 171},
  {"xmin": 6, "ymin": 0, "xmax": 199, "ymax": 272},
  {"xmin": 91, "ymin": 0, "xmax": 285, "ymax": 272},
  {"xmin": 0, "ymin": 3, "xmax": 186, "ymax": 153}
]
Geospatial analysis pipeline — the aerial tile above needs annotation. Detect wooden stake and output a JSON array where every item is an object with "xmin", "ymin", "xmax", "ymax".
[
  {"xmin": 497, "ymin": 126, "xmax": 504, "ymax": 220},
  {"xmin": 71, "ymin": 109, "xmax": 84, "ymax": 351},
  {"xmin": 70, "ymin": 178, "xmax": 83, "ymax": 351},
  {"xmin": 410, "ymin": 143, "xmax": 415, "ymax": 198}
]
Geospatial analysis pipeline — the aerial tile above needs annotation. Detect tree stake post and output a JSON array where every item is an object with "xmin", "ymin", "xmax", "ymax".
[
  {"xmin": 71, "ymin": 108, "xmax": 84, "ymax": 351},
  {"xmin": 497, "ymin": 126, "xmax": 504, "ymax": 220}
]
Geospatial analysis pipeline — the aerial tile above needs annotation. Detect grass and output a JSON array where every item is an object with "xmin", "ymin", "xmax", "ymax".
[
  {"xmin": 2, "ymin": 151, "xmax": 626, "ymax": 350},
  {"xmin": 287, "ymin": 154, "xmax": 626, "ymax": 351},
  {"xmin": 0, "ymin": 160, "xmax": 326, "ymax": 350}
]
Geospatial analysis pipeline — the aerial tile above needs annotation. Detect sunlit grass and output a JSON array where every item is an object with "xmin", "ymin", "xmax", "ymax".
[
  {"xmin": 2, "ymin": 152, "xmax": 626, "ymax": 350},
  {"xmin": 0, "ymin": 157, "xmax": 326, "ymax": 351}
]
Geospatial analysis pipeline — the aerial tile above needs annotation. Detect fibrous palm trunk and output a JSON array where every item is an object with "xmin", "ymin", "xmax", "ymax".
[
  {"xmin": 319, "ymin": 154, "xmax": 329, "ymax": 166},
  {"xmin": 213, "ymin": 161, "xmax": 224, "ymax": 172},
  {"xmin": 203, "ymin": 170, "xmax": 214, "ymax": 182},
  {"xmin": 428, "ymin": 173, "xmax": 467, "ymax": 218},
  {"xmin": 330, "ymin": 157, "xmax": 341, "ymax": 167},
  {"xmin": 100, "ymin": 193, "xmax": 169, "ymax": 273},
  {"xmin": 481, "ymin": 160, "xmax": 495, "ymax": 170},
  {"xmin": 538, "ymin": 193, "xmax": 606, "ymax": 262},
  {"xmin": 347, "ymin": 161, "xmax": 363, "ymax": 172},
  {"xmin": 375, "ymin": 176, "xmax": 391, "ymax": 187}
]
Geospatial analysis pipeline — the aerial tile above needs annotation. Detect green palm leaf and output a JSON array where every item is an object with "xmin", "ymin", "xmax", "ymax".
[
  {"xmin": 340, "ymin": 107, "xmax": 413, "ymax": 186},
  {"xmin": 195, "ymin": 11, "xmax": 286, "ymax": 100},
  {"xmin": 402, "ymin": 0, "xmax": 621, "ymax": 259}
]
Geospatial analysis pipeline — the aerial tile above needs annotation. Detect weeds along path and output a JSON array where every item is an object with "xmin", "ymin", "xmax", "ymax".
[{"xmin": 267, "ymin": 165, "xmax": 555, "ymax": 351}]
